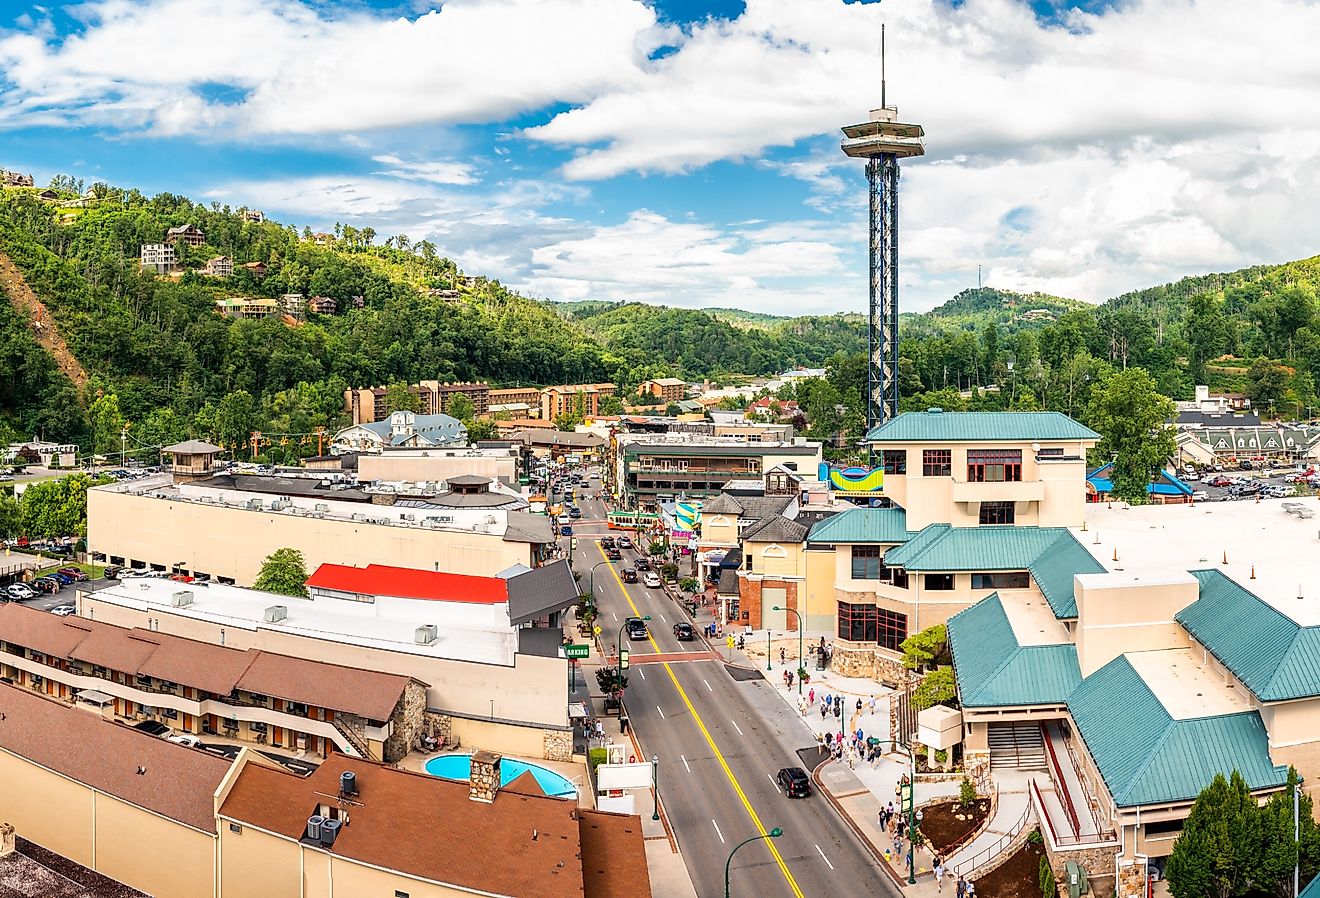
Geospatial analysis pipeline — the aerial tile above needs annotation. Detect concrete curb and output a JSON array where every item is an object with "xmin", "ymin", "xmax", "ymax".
[{"xmin": 811, "ymin": 758, "xmax": 909, "ymax": 890}]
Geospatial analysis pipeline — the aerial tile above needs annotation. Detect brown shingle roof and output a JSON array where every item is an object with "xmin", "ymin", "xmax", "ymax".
[
  {"xmin": 219, "ymin": 756, "xmax": 590, "ymax": 896},
  {"xmin": 0, "ymin": 684, "xmax": 231, "ymax": 833},
  {"xmin": 235, "ymin": 652, "xmax": 415, "ymax": 721},
  {"xmin": 579, "ymin": 809, "xmax": 653, "ymax": 898},
  {"xmin": 503, "ymin": 769, "xmax": 546, "ymax": 797},
  {"xmin": 63, "ymin": 625, "xmax": 159, "ymax": 675},
  {"xmin": 134, "ymin": 630, "xmax": 256, "ymax": 696},
  {"xmin": 0, "ymin": 603, "xmax": 91, "ymax": 657}
]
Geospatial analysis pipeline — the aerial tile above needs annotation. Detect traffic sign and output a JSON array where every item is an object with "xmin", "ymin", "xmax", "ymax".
[
  {"xmin": 564, "ymin": 644, "xmax": 590, "ymax": 659},
  {"xmin": 593, "ymin": 625, "xmax": 602, "ymax": 635}
]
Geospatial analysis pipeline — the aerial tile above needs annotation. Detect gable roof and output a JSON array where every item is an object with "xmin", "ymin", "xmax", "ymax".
[
  {"xmin": 1067, "ymin": 654, "xmax": 1286, "ymax": 807},
  {"xmin": 163, "ymin": 439, "xmax": 222, "ymax": 454},
  {"xmin": 807, "ymin": 506, "xmax": 912, "ymax": 545},
  {"xmin": 867, "ymin": 410, "xmax": 1099, "ymax": 443},
  {"xmin": 702, "ymin": 493, "xmax": 745, "ymax": 515},
  {"xmin": 947, "ymin": 595, "xmax": 1080, "ymax": 708},
  {"xmin": 579, "ymin": 809, "xmax": 653, "ymax": 898},
  {"xmin": 359, "ymin": 413, "xmax": 466, "ymax": 443},
  {"xmin": 883, "ymin": 525, "xmax": 1069, "ymax": 572},
  {"xmin": 505, "ymin": 559, "xmax": 580, "ymax": 625},
  {"xmin": 307, "ymin": 563, "xmax": 509, "ymax": 604},
  {"xmin": 0, "ymin": 683, "xmax": 231, "ymax": 833},
  {"xmin": 740, "ymin": 515, "xmax": 808, "ymax": 544},
  {"xmin": 1028, "ymin": 531, "xmax": 1107, "ymax": 619},
  {"xmin": 1176, "ymin": 569, "xmax": 1320, "ymax": 702}
]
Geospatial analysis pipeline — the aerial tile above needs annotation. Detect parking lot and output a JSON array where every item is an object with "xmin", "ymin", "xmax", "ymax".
[
  {"xmin": 10, "ymin": 576, "xmax": 115, "ymax": 612},
  {"xmin": 1184, "ymin": 466, "xmax": 1318, "ymax": 502}
]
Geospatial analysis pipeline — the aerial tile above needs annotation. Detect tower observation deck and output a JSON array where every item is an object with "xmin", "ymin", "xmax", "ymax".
[{"xmin": 841, "ymin": 104, "xmax": 924, "ymax": 436}]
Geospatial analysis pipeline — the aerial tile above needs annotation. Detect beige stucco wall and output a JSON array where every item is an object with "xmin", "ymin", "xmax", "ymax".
[
  {"xmin": 88, "ymin": 489, "xmax": 533, "ymax": 584},
  {"xmin": 0, "ymin": 747, "xmax": 215, "ymax": 898},
  {"xmin": 358, "ymin": 453, "xmax": 516, "ymax": 485},
  {"xmin": 868, "ymin": 439, "xmax": 1092, "ymax": 531},
  {"xmin": 81, "ymin": 595, "xmax": 570, "ymax": 737},
  {"xmin": 747, "ymin": 539, "xmax": 804, "ymax": 579},
  {"xmin": 701, "ymin": 514, "xmax": 739, "ymax": 548},
  {"xmin": 803, "ymin": 548, "xmax": 837, "ymax": 632},
  {"xmin": 1075, "ymin": 574, "xmax": 1197, "ymax": 676},
  {"xmin": 220, "ymin": 823, "xmax": 303, "ymax": 898}
]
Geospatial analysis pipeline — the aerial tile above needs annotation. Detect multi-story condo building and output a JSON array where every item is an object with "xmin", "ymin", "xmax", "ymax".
[
  {"xmin": 637, "ymin": 378, "xmax": 688, "ymax": 405},
  {"xmin": 540, "ymin": 383, "xmax": 616, "ymax": 420},
  {"xmin": 139, "ymin": 242, "xmax": 175, "ymax": 274}
]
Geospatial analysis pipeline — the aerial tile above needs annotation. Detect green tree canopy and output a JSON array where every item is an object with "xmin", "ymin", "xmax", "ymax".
[
  {"xmin": 447, "ymin": 393, "xmax": 474, "ymax": 423},
  {"xmin": 900, "ymin": 623, "xmax": 948, "ymax": 671},
  {"xmin": 1086, "ymin": 368, "xmax": 1176, "ymax": 504},
  {"xmin": 381, "ymin": 382, "xmax": 420, "ymax": 415},
  {"xmin": 253, "ymin": 547, "xmax": 310, "ymax": 598},
  {"xmin": 911, "ymin": 668, "xmax": 956, "ymax": 712}
]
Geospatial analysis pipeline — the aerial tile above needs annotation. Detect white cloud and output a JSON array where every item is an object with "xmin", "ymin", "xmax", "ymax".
[{"xmin": 371, "ymin": 154, "xmax": 478, "ymax": 186}]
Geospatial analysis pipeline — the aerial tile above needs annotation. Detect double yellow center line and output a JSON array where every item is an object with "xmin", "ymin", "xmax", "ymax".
[{"xmin": 595, "ymin": 543, "xmax": 805, "ymax": 898}]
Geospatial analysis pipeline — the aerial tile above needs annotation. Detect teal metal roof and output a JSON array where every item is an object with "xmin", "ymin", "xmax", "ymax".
[
  {"xmin": 883, "ymin": 525, "xmax": 1069, "ymax": 572},
  {"xmin": 1028, "ymin": 532, "xmax": 1107, "ymax": 619},
  {"xmin": 806, "ymin": 507, "xmax": 913, "ymax": 545},
  {"xmin": 1302, "ymin": 873, "xmax": 1320, "ymax": 898},
  {"xmin": 1177, "ymin": 570, "xmax": 1320, "ymax": 702},
  {"xmin": 947, "ymin": 595, "xmax": 1080, "ymax": 708},
  {"xmin": 866, "ymin": 410, "xmax": 1100, "ymax": 443},
  {"xmin": 1067, "ymin": 654, "xmax": 1287, "ymax": 807}
]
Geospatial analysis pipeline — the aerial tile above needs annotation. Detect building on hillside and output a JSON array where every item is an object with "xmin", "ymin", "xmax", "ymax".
[
  {"xmin": 0, "ymin": 682, "xmax": 650, "ymax": 898},
  {"xmin": 139, "ymin": 243, "xmax": 175, "ymax": 274},
  {"xmin": 540, "ymin": 383, "xmax": 616, "ymax": 420},
  {"xmin": 1175, "ymin": 424, "xmax": 1320, "ymax": 466},
  {"xmin": 86, "ymin": 469, "xmax": 554, "ymax": 584},
  {"xmin": 1085, "ymin": 463, "xmax": 1193, "ymax": 504},
  {"xmin": 202, "ymin": 255, "xmax": 233, "ymax": 277},
  {"xmin": 82, "ymin": 560, "xmax": 580, "ymax": 757},
  {"xmin": 0, "ymin": 602, "xmax": 424, "ymax": 761},
  {"xmin": 307, "ymin": 294, "xmax": 337, "ymax": 315},
  {"xmin": 310, "ymin": 232, "xmax": 335, "ymax": 245},
  {"xmin": 1174, "ymin": 409, "xmax": 1262, "ymax": 428},
  {"xmin": 214, "ymin": 296, "xmax": 277, "ymax": 319},
  {"xmin": 162, "ymin": 440, "xmax": 224, "ymax": 481},
  {"xmin": 241, "ymin": 260, "xmax": 267, "ymax": 278},
  {"xmin": 637, "ymin": 378, "xmax": 688, "ymax": 405},
  {"xmin": 35, "ymin": 188, "xmax": 59, "ymax": 201},
  {"xmin": 418, "ymin": 380, "xmax": 489, "ymax": 417},
  {"xmin": 165, "ymin": 224, "xmax": 205, "ymax": 246},
  {"xmin": 745, "ymin": 396, "xmax": 801, "ymax": 421},
  {"xmin": 1, "ymin": 170, "xmax": 34, "ymax": 187},
  {"xmin": 489, "ymin": 386, "xmax": 544, "ymax": 411},
  {"xmin": 332, "ymin": 410, "xmax": 467, "ymax": 453},
  {"xmin": 1175, "ymin": 383, "xmax": 1251, "ymax": 413},
  {"xmin": 506, "ymin": 429, "xmax": 605, "ymax": 461},
  {"xmin": 241, "ymin": 208, "xmax": 265, "ymax": 223},
  {"xmin": 279, "ymin": 293, "xmax": 305, "ymax": 318}
]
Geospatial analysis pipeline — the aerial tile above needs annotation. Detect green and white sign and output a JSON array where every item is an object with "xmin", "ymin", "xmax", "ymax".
[{"xmin": 564, "ymin": 644, "xmax": 590, "ymax": 659}]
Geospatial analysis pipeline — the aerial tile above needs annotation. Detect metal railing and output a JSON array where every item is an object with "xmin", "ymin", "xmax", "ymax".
[
  {"xmin": 939, "ymin": 781, "xmax": 1000, "ymax": 859},
  {"xmin": 1040, "ymin": 723, "xmax": 1082, "ymax": 836},
  {"xmin": 951, "ymin": 794, "xmax": 1032, "ymax": 877}
]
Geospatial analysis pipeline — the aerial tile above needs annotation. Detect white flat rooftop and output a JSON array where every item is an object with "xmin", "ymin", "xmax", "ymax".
[
  {"xmin": 88, "ymin": 577, "xmax": 516, "ymax": 666},
  {"xmin": 1125, "ymin": 648, "xmax": 1253, "ymax": 720},
  {"xmin": 1076, "ymin": 498, "xmax": 1320, "ymax": 625},
  {"xmin": 1000, "ymin": 589, "xmax": 1072, "ymax": 646}
]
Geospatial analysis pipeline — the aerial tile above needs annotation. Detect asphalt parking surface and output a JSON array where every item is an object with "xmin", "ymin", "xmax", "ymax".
[
  {"xmin": 15, "ymin": 576, "xmax": 115, "ymax": 612},
  {"xmin": 1187, "ymin": 468, "xmax": 1312, "ymax": 501}
]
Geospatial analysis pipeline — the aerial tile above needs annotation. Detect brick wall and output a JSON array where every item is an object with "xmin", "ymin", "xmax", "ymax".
[{"xmin": 739, "ymin": 578, "xmax": 799, "ymax": 629}]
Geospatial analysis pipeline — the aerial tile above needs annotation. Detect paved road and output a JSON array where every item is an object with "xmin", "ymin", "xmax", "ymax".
[{"xmin": 563, "ymin": 478, "xmax": 897, "ymax": 898}]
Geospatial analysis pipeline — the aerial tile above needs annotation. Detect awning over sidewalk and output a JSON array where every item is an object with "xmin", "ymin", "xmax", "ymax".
[{"xmin": 74, "ymin": 689, "xmax": 115, "ymax": 706}]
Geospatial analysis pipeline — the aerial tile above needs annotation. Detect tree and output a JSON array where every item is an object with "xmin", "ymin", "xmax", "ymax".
[
  {"xmin": 467, "ymin": 419, "xmax": 499, "ymax": 441},
  {"xmin": 911, "ymin": 668, "xmax": 956, "ymax": 712},
  {"xmin": 88, "ymin": 393, "xmax": 124, "ymax": 458},
  {"xmin": 595, "ymin": 666, "xmax": 628, "ymax": 700},
  {"xmin": 1254, "ymin": 768, "xmax": 1320, "ymax": 897},
  {"xmin": 214, "ymin": 390, "xmax": 260, "ymax": 452},
  {"xmin": 381, "ymin": 382, "xmax": 420, "ymax": 415},
  {"xmin": 1039, "ymin": 855, "xmax": 1057, "ymax": 898},
  {"xmin": 1184, "ymin": 293, "xmax": 1234, "ymax": 381},
  {"xmin": 253, "ymin": 547, "xmax": 310, "ymax": 598},
  {"xmin": 447, "ymin": 393, "xmax": 474, "ymax": 423},
  {"xmin": 900, "ymin": 624, "xmax": 948, "ymax": 671},
  {"xmin": 1246, "ymin": 360, "xmax": 1290, "ymax": 413},
  {"xmin": 1167, "ymin": 771, "xmax": 1259, "ymax": 898},
  {"xmin": 1086, "ymin": 368, "xmax": 1176, "ymax": 504}
]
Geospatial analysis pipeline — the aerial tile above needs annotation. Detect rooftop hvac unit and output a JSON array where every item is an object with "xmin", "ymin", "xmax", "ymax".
[
  {"xmin": 320, "ymin": 818, "xmax": 342, "ymax": 846},
  {"xmin": 305, "ymin": 815, "xmax": 324, "ymax": 841},
  {"xmin": 263, "ymin": 605, "xmax": 288, "ymax": 623},
  {"xmin": 170, "ymin": 590, "xmax": 194, "ymax": 608},
  {"xmin": 314, "ymin": 503, "xmax": 329, "ymax": 513},
  {"xmin": 401, "ymin": 513, "xmax": 415, "ymax": 521},
  {"xmin": 350, "ymin": 513, "xmax": 367, "ymax": 522},
  {"xmin": 340, "ymin": 770, "xmax": 358, "ymax": 796},
  {"xmin": 269, "ymin": 500, "xmax": 287, "ymax": 511},
  {"xmin": 246, "ymin": 499, "xmax": 263, "ymax": 510},
  {"xmin": 415, "ymin": 624, "xmax": 438, "ymax": 645}
]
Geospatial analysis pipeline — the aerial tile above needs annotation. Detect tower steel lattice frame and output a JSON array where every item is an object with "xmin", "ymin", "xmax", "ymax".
[{"xmin": 867, "ymin": 154, "xmax": 901, "ymax": 432}]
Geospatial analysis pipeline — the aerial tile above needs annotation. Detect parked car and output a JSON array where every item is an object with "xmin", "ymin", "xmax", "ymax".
[
  {"xmin": 1191, "ymin": 491, "xmax": 1209, "ymax": 501},
  {"xmin": 643, "ymin": 572, "xmax": 662, "ymax": 589},
  {"xmin": 132, "ymin": 720, "xmax": 171, "ymax": 737},
  {"xmin": 5, "ymin": 584, "xmax": 35, "ymax": 601},
  {"xmin": 168, "ymin": 734, "xmax": 202, "ymax": 747},
  {"xmin": 621, "ymin": 569, "xmax": 639, "ymax": 583},
  {"xmin": 625, "ymin": 617, "xmax": 649, "ymax": 640},
  {"xmin": 57, "ymin": 567, "xmax": 88, "ymax": 581},
  {"xmin": 777, "ymin": 766, "xmax": 812, "ymax": 798},
  {"xmin": 673, "ymin": 622, "xmax": 695, "ymax": 641},
  {"xmin": 104, "ymin": 565, "xmax": 123, "ymax": 579},
  {"xmin": 49, "ymin": 572, "xmax": 73, "ymax": 586},
  {"xmin": 617, "ymin": 536, "xmax": 632, "ymax": 549},
  {"xmin": 51, "ymin": 604, "xmax": 77, "ymax": 617},
  {"xmin": 31, "ymin": 577, "xmax": 60, "ymax": 594}
]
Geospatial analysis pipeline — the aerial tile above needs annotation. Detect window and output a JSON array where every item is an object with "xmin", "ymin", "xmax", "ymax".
[
  {"xmin": 980, "ymin": 501, "xmax": 1016, "ymax": 525},
  {"xmin": 882, "ymin": 450, "xmax": 907, "ymax": 475},
  {"xmin": 877, "ymin": 608, "xmax": 908, "ymax": 651},
  {"xmin": 890, "ymin": 568, "xmax": 909, "ymax": 589},
  {"xmin": 396, "ymin": 891, "xmax": 411, "ymax": 898},
  {"xmin": 249, "ymin": 721, "xmax": 267, "ymax": 733},
  {"xmin": 924, "ymin": 574, "xmax": 955, "ymax": 591},
  {"xmin": 1037, "ymin": 447, "xmax": 1064, "ymax": 458},
  {"xmin": 922, "ymin": 449, "xmax": 951, "ymax": 477},
  {"xmin": 967, "ymin": 449, "xmax": 1022, "ymax": 482},
  {"xmin": 972, "ymin": 572, "xmax": 1031, "ymax": 590},
  {"xmin": 837, "ymin": 602, "xmax": 877, "ymax": 642},
  {"xmin": 160, "ymin": 707, "xmax": 178, "ymax": 720},
  {"xmin": 851, "ymin": 545, "xmax": 883, "ymax": 580}
]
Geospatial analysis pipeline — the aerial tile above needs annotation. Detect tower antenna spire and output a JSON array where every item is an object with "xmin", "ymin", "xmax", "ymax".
[{"xmin": 881, "ymin": 23, "xmax": 887, "ymax": 110}]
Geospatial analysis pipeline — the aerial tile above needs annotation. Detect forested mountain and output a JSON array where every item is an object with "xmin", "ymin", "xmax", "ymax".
[{"xmin": 1, "ymin": 177, "xmax": 1318, "ymax": 464}]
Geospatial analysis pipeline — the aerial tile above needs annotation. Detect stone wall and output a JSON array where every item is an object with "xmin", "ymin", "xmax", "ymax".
[
  {"xmin": 832, "ymin": 643, "xmax": 908, "ymax": 688},
  {"xmin": 0, "ymin": 822, "xmax": 13, "ymax": 858},
  {"xmin": 1044, "ymin": 841, "xmax": 1120, "ymax": 895},
  {"xmin": 543, "ymin": 728, "xmax": 572, "ymax": 762},
  {"xmin": 383, "ymin": 681, "xmax": 428, "ymax": 763},
  {"xmin": 1117, "ymin": 859, "xmax": 1146, "ymax": 898},
  {"xmin": 421, "ymin": 710, "xmax": 453, "ymax": 746},
  {"xmin": 469, "ymin": 750, "xmax": 501, "ymax": 803},
  {"xmin": 965, "ymin": 752, "xmax": 992, "ymax": 794}
]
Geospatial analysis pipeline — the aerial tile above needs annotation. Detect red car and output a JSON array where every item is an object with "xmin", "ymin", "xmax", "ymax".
[{"xmin": 57, "ymin": 568, "xmax": 88, "ymax": 582}]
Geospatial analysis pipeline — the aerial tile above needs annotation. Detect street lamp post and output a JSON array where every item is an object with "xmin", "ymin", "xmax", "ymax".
[
  {"xmin": 724, "ymin": 827, "xmax": 783, "ymax": 898},
  {"xmin": 651, "ymin": 754, "xmax": 660, "ymax": 821},
  {"xmin": 766, "ymin": 626, "xmax": 773, "ymax": 672},
  {"xmin": 891, "ymin": 739, "xmax": 921, "ymax": 884},
  {"xmin": 772, "ymin": 605, "xmax": 803, "ymax": 694}
]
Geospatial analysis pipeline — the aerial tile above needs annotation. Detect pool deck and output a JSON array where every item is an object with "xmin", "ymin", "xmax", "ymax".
[{"xmin": 396, "ymin": 749, "xmax": 595, "ymax": 809}]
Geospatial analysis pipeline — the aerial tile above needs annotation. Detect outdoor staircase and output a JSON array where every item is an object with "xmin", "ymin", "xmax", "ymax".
[
  {"xmin": 332, "ymin": 714, "xmax": 377, "ymax": 761},
  {"xmin": 988, "ymin": 722, "xmax": 1047, "ymax": 770}
]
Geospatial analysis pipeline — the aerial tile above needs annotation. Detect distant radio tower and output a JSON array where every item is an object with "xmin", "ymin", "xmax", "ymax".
[{"xmin": 841, "ymin": 24, "xmax": 925, "ymax": 436}]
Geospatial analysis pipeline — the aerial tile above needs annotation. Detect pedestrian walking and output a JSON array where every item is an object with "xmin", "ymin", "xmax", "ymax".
[
  {"xmin": 825, "ymin": 693, "xmax": 833, "ymax": 708},
  {"xmin": 892, "ymin": 833, "xmax": 902, "ymax": 859},
  {"xmin": 869, "ymin": 694, "xmax": 878, "ymax": 715},
  {"xmin": 820, "ymin": 701, "xmax": 827, "ymax": 721},
  {"xmin": 809, "ymin": 687, "xmax": 816, "ymax": 705},
  {"xmin": 934, "ymin": 857, "xmax": 945, "ymax": 892},
  {"xmin": 966, "ymin": 882, "xmax": 975, "ymax": 897},
  {"xmin": 956, "ymin": 876, "xmax": 967, "ymax": 898},
  {"xmin": 779, "ymin": 646, "xmax": 786, "ymax": 665},
  {"xmin": 788, "ymin": 671, "xmax": 795, "ymax": 690},
  {"xmin": 885, "ymin": 801, "xmax": 894, "ymax": 829},
  {"xmin": 833, "ymin": 701, "xmax": 841, "ymax": 720},
  {"xmin": 856, "ymin": 697, "xmax": 864, "ymax": 715}
]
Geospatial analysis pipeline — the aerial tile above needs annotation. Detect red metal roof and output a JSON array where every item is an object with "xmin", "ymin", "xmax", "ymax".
[{"xmin": 306, "ymin": 563, "xmax": 509, "ymax": 604}]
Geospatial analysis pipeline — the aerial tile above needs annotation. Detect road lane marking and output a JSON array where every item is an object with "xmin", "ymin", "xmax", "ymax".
[
  {"xmin": 816, "ymin": 844, "xmax": 835, "ymax": 870},
  {"xmin": 712, "ymin": 819, "xmax": 725, "ymax": 844},
  {"xmin": 704, "ymin": 679, "xmax": 713, "ymax": 692},
  {"xmin": 611, "ymin": 612, "xmax": 618, "ymax": 621},
  {"xmin": 659, "ymin": 613, "xmax": 666, "ymax": 623},
  {"xmin": 731, "ymin": 720, "xmax": 744, "ymax": 736},
  {"xmin": 596, "ymin": 543, "xmax": 804, "ymax": 898},
  {"xmin": 638, "ymin": 667, "xmax": 646, "ymax": 680},
  {"xmin": 656, "ymin": 705, "xmax": 666, "ymax": 719},
  {"xmin": 768, "ymin": 774, "xmax": 780, "ymax": 793},
  {"xmin": 682, "ymin": 755, "xmax": 691, "ymax": 773}
]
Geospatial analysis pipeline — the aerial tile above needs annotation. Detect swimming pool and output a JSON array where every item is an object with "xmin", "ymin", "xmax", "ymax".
[{"xmin": 424, "ymin": 753, "xmax": 578, "ymax": 799}]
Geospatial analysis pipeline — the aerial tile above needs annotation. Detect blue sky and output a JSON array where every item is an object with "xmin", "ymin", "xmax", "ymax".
[{"xmin": 2, "ymin": 0, "xmax": 1317, "ymax": 315}]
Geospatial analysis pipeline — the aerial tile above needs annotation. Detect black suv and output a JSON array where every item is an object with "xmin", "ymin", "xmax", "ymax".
[
  {"xmin": 634, "ymin": 557, "xmax": 651, "ymax": 571},
  {"xmin": 621, "ymin": 569, "xmax": 638, "ymax": 583},
  {"xmin": 600, "ymin": 536, "xmax": 616, "ymax": 549},
  {"xmin": 673, "ymin": 622, "xmax": 695, "ymax": 641},
  {"xmin": 625, "ymin": 617, "xmax": 649, "ymax": 640},
  {"xmin": 606, "ymin": 547, "xmax": 622, "ymax": 560},
  {"xmin": 777, "ymin": 766, "xmax": 812, "ymax": 798}
]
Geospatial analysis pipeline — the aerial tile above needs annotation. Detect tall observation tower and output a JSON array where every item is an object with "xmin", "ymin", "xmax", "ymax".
[{"xmin": 841, "ymin": 31, "xmax": 924, "ymax": 435}]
